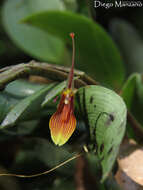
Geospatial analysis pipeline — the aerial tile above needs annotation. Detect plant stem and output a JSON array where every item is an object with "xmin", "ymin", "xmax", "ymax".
[{"xmin": 127, "ymin": 111, "xmax": 143, "ymax": 140}]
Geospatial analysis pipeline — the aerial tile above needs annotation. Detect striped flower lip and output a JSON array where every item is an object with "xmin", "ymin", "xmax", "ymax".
[{"xmin": 49, "ymin": 88, "xmax": 76, "ymax": 146}]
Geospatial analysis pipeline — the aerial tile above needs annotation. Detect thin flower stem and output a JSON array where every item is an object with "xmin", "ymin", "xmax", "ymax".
[{"xmin": 0, "ymin": 153, "xmax": 82, "ymax": 178}]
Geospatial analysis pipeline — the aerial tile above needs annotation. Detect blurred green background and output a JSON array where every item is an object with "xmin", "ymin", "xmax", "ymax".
[{"xmin": 0, "ymin": 0, "xmax": 143, "ymax": 189}]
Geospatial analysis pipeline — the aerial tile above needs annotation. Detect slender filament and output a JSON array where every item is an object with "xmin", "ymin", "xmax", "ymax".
[
  {"xmin": 67, "ymin": 33, "xmax": 75, "ymax": 89},
  {"xmin": 0, "ymin": 153, "xmax": 81, "ymax": 178}
]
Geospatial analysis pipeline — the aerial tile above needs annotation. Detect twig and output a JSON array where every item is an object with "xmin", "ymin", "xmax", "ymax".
[
  {"xmin": 0, "ymin": 60, "xmax": 98, "ymax": 90},
  {"xmin": 127, "ymin": 111, "xmax": 143, "ymax": 140},
  {"xmin": 0, "ymin": 153, "xmax": 81, "ymax": 178},
  {"xmin": 75, "ymin": 155, "xmax": 98, "ymax": 190}
]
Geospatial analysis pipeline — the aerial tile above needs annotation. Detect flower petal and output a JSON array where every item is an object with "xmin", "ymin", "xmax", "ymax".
[{"xmin": 49, "ymin": 103, "xmax": 76, "ymax": 146}]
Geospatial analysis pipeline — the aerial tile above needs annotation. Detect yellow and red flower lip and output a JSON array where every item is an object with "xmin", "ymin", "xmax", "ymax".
[{"xmin": 49, "ymin": 88, "xmax": 76, "ymax": 146}]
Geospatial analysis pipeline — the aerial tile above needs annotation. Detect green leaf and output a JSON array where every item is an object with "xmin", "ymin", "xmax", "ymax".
[
  {"xmin": 0, "ymin": 92, "xmax": 20, "ymax": 124},
  {"xmin": 121, "ymin": 73, "xmax": 143, "ymax": 110},
  {"xmin": 121, "ymin": 73, "xmax": 138, "ymax": 109},
  {"xmin": 15, "ymin": 138, "xmax": 76, "ymax": 175},
  {"xmin": 22, "ymin": 11, "xmax": 125, "ymax": 89},
  {"xmin": 4, "ymin": 79, "xmax": 46, "ymax": 99},
  {"xmin": 136, "ymin": 74, "xmax": 143, "ymax": 105},
  {"xmin": 0, "ymin": 83, "xmax": 56, "ymax": 128},
  {"xmin": 42, "ymin": 80, "xmax": 66, "ymax": 107},
  {"xmin": 121, "ymin": 73, "xmax": 143, "ymax": 112},
  {"xmin": 110, "ymin": 18, "xmax": 143, "ymax": 74},
  {"xmin": 3, "ymin": 120, "xmax": 38, "ymax": 136},
  {"xmin": 120, "ymin": 73, "xmax": 143, "ymax": 140},
  {"xmin": 2, "ymin": 0, "xmax": 66, "ymax": 62},
  {"xmin": 0, "ymin": 80, "xmax": 47, "ymax": 123},
  {"xmin": 76, "ymin": 85, "xmax": 127, "ymax": 181},
  {"xmin": 129, "ymin": 74, "xmax": 143, "ymax": 125},
  {"xmin": 120, "ymin": 74, "xmax": 139, "ymax": 140}
]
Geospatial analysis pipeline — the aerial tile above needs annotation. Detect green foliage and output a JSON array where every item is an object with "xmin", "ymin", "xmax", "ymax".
[
  {"xmin": 15, "ymin": 138, "xmax": 76, "ymax": 175},
  {"xmin": 76, "ymin": 85, "xmax": 126, "ymax": 181},
  {"xmin": 0, "ymin": 63, "xmax": 127, "ymax": 184},
  {"xmin": 121, "ymin": 73, "xmax": 137, "ymax": 109},
  {"xmin": 0, "ymin": 83, "xmax": 56, "ymax": 128},
  {"xmin": 22, "ymin": 10, "xmax": 125, "ymax": 89},
  {"xmin": 42, "ymin": 81, "xmax": 67, "ymax": 107},
  {"xmin": 120, "ymin": 73, "xmax": 143, "ymax": 140},
  {"xmin": 2, "ymin": 0, "xmax": 66, "ymax": 63},
  {"xmin": 1, "ymin": 0, "xmax": 143, "ymax": 189},
  {"xmin": 110, "ymin": 18, "xmax": 143, "ymax": 74}
]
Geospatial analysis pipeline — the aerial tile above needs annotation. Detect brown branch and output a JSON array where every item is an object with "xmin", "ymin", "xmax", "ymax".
[
  {"xmin": 127, "ymin": 111, "xmax": 143, "ymax": 140},
  {"xmin": 75, "ymin": 155, "xmax": 98, "ymax": 190},
  {"xmin": 0, "ymin": 60, "xmax": 98, "ymax": 90}
]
